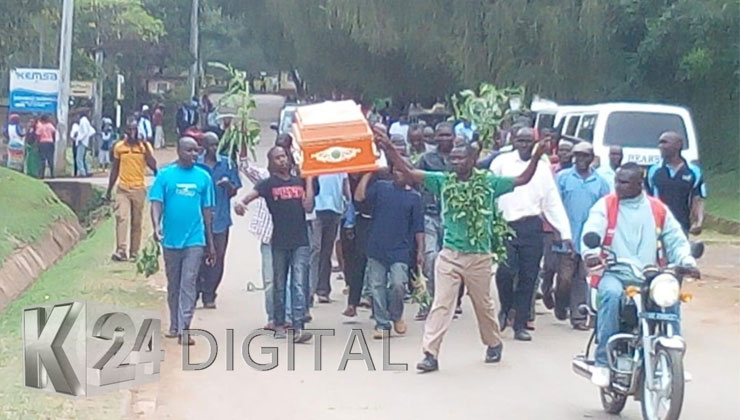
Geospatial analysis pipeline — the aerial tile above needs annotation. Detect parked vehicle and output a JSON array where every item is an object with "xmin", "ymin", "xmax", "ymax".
[
  {"xmin": 270, "ymin": 103, "xmax": 298, "ymax": 136},
  {"xmin": 536, "ymin": 103, "xmax": 700, "ymax": 167},
  {"xmin": 572, "ymin": 232, "xmax": 704, "ymax": 420}
]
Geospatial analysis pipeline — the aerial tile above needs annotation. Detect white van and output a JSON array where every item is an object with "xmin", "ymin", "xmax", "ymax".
[{"xmin": 575, "ymin": 103, "xmax": 699, "ymax": 166}]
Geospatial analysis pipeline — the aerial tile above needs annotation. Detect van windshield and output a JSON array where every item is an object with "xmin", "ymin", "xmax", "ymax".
[{"xmin": 604, "ymin": 111, "xmax": 688, "ymax": 148}]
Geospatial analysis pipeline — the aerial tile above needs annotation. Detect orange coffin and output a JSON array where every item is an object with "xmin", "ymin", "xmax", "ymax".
[{"xmin": 292, "ymin": 100, "xmax": 380, "ymax": 176}]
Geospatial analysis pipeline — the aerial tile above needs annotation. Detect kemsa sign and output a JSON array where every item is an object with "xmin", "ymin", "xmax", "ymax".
[{"xmin": 10, "ymin": 68, "xmax": 59, "ymax": 113}]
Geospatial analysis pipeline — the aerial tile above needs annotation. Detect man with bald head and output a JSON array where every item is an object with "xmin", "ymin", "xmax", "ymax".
[
  {"xmin": 149, "ymin": 137, "xmax": 216, "ymax": 345},
  {"xmin": 490, "ymin": 127, "xmax": 572, "ymax": 341},
  {"xmin": 646, "ymin": 131, "xmax": 706, "ymax": 235}
]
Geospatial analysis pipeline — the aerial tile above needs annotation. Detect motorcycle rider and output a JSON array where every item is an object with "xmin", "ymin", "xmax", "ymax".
[{"xmin": 581, "ymin": 162, "xmax": 700, "ymax": 388}]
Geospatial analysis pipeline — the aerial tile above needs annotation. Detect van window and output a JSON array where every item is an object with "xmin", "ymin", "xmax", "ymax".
[
  {"xmin": 565, "ymin": 115, "xmax": 580, "ymax": 135},
  {"xmin": 577, "ymin": 114, "xmax": 597, "ymax": 141},
  {"xmin": 604, "ymin": 112, "xmax": 688, "ymax": 148},
  {"xmin": 536, "ymin": 113, "xmax": 555, "ymax": 130}
]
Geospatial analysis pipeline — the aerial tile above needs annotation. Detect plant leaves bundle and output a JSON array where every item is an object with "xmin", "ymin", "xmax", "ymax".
[
  {"xmin": 450, "ymin": 83, "xmax": 526, "ymax": 149},
  {"xmin": 208, "ymin": 61, "xmax": 261, "ymax": 162},
  {"xmin": 411, "ymin": 266, "xmax": 432, "ymax": 311},
  {"xmin": 441, "ymin": 169, "xmax": 514, "ymax": 262},
  {"xmin": 136, "ymin": 237, "xmax": 161, "ymax": 277}
]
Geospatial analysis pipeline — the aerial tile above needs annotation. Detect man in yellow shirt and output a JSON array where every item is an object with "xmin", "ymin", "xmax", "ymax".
[{"xmin": 106, "ymin": 117, "xmax": 158, "ymax": 261}]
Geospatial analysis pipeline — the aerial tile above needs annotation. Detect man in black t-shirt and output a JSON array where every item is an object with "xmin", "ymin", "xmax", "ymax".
[
  {"xmin": 646, "ymin": 131, "xmax": 706, "ymax": 234},
  {"xmin": 236, "ymin": 146, "xmax": 316, "ymax": 342}
]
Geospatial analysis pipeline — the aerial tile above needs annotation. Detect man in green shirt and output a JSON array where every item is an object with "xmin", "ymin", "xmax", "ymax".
[{"xmin": 373, "ymin": 125, "xmax": 547, "ymax": 372}]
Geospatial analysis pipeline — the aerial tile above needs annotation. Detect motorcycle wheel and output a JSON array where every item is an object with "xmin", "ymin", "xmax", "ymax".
[
  {"xmin": 640, "ymin": 347, "xmax": 684, "ymax": 420},
  {"xmin": 600, "ymin": 388, "xmax": 627, "ymax": 414}
]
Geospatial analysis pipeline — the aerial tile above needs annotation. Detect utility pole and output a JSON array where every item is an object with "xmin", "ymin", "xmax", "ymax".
[
  {"xmin": 187, "ymin": 0, "xmax": 199, "ymax": 99},
  {"xmin": 92, "ymin": 0, "xmax": 104, "ymax": 133},
  {"xmin": 56, "ymin": 0, "xmax": 74, "ymax": 176}
]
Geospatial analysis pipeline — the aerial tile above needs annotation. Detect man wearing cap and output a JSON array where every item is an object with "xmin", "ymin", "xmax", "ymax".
[{"xmin": 555, "ymin": 142, "xmax": 610, "ymax": 329}]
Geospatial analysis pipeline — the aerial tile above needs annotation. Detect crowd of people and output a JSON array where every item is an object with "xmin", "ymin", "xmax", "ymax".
[
  {"xmin": 0, "ymin": 94, "xmax": 225, "ymax": 178},
  {"xmin": 3, "ymin": 96, "xmax": 706, "ymax": 382},
  {"xmin": 120, "ymin": 103, "xmax": 705, "ymax": 381}
]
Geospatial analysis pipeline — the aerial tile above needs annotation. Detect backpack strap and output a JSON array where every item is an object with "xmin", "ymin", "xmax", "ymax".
[
  {"xmin": 646, "ymin": 196, "xmax": 668, "ymax": 267},
  {"xmin": 602, "ymin": 193, "xmax": 619, "ymax": 248},
  {"xmin": 589, "ymin": 194, "xmax": 619, "ymax": 288}
]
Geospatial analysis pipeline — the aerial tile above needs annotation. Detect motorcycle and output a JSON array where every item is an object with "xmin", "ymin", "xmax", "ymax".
[{"xmin": 572, "ymin": 232, "xmax": 703, "ymax": 420}]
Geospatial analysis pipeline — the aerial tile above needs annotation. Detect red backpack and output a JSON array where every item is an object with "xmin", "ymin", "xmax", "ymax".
[{"xmin": 589, "ymin": 193, "xmax": 668, "ymax": 287}]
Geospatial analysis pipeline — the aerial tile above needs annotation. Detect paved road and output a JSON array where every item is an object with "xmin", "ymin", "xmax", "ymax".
[{"xmin": 139, "ymin": 95, "xmax": 740, "ymax": 420}]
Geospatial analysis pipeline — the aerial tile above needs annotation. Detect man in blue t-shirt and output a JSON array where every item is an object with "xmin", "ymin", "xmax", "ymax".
[
  {"xmin": 355, "ymin": 165, "xmax": 424, "ymax": 339},
  {"xmin": 149, "ymin": 137, "xmax": 215, "ymax": 345}
]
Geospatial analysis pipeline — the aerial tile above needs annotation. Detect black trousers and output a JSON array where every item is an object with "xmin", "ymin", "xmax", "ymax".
[
  {"xmin": 342, "ymin": 216, "xmax": 370, "ymax": 306},
  {"xmin": 197, "ymin": 229, "xmax": 230, "ymax": 304},
  {"xmin": 315, "ymin": 210, "xmax": 341, "ymax": 297},
  {"xmin": 38, "ymin": 142, "xmax": 54, "ymax": 178},
  {"xmin": 496, "ymin": 216, "xmax": 544, "ymax": 331}
]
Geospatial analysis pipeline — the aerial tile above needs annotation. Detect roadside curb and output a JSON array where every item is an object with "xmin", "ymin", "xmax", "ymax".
[
  {"xmin": 0, "ymin": 218, "xmax": 85, "ymax": 312},
  {"xmin": 705, "ymin": 213, "xmax": 740, "ymax": 236}
]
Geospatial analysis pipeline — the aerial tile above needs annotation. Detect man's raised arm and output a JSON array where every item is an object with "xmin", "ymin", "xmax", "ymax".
[{"xmin": 372, "ymin": 124, "xmax": 426, "ymax": 185}]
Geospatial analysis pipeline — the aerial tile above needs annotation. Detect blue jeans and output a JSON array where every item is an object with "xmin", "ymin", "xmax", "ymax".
[
  {"xmin": 262, "ymin": 243, "xmax": 291, "ymax": 323},
  {"xmin": 75, "ymin": 143, "xmax": 89, "ymax": 176},
  {"xmin": 272, "ymin": 246, "xmax": 309, "ymax": 329},
  {"xmin": 596, "ymin": 274, "xmax": 681, "ymax": 366},
  {"xmin": 163, "ymin": 246, "xmax": 204, "ymax": 335},
  {"xmin": 366, "ymin": 258, "xmax": 408, "ymax": 330},
  {"xmin": 423, "ymin": 214, "xmax": 443, "ymax": 297}
]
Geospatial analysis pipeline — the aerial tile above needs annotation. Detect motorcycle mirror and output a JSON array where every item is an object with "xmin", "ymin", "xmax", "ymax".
[
  {"xmin": 583, "ymin": 232, "xmax": 602, "ymax": 249},
  {"xmin": 270, "ymin": 122, "xmax": 279, "ymax": 131},
  {"xmin": 690, "ymin": 241, "xmax": 705, "ymax": 259}
]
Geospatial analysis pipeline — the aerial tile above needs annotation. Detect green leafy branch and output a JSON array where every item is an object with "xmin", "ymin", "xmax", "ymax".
[
  {"xmin": 208, "ymin": 61, "xmax": 261, "ymax": 161},
  {"xmin": 450, "ymin": 83, "xmax": 526, "ymax": 149}
]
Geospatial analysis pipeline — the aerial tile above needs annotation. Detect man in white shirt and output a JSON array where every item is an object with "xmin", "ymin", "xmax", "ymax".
[
  {"xmin": 75, "ymin": 112, "xmax": 95, "ymax": 177},
  {"xmin": 388, "ymin": 114, "xmax": 409, "ymax": 143},
  {"xmin": 138, "ymin": 105, "xmax": 154, "ymax": 146},
  {"xmin": 489, "ymin": 127, "xmax": 572, "ymax": 341}
]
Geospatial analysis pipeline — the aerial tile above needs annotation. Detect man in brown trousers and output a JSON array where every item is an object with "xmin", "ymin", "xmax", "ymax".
[
  {"xmin": 106, "ymin": 117, "xmax": 158, "ymax": 261},
  {"xmin": 373, "ymin": 125, "xmax": 547, "ymax": 372}
]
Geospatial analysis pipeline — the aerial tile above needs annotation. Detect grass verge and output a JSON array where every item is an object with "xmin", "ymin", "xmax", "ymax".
[
  {"xmin": 0, "ymin": 167, "xmax": 77, "ymax": 262},
  {"xmin": 706, "ymin": 169, "xmax": 739, "ymax": 222},
  {"xmin": 0, "ymin": 216, "xmax": 164, "ymax": 419}
]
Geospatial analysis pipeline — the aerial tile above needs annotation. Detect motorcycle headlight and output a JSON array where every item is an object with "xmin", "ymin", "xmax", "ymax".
[{"xmin": 649, "ymin": 273, "xmax": 680, "ymax": 308}]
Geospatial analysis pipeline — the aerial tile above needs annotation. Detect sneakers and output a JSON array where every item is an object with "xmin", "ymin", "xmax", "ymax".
[
  {"xmin": 373, "ymin": 329, "xmax": 387, "ymax": 340},
  {"xmin": 393, "ymin": 320, "xmax": 407, "ymax": 335},
  {"xmin": 485, "ymin": 344, "xmax": 503, "ymax": 363},
  {"xmin": 292, "ymin": 330, "xmax": 312, "ymax": 344},
  {"xmin": 416, "ymin": 352, "xmax": 439, "ymax": 373},
  {"xmin": 591, "ymin": 366, "xmax": 610, "ymax": 388},
  {"xmin": 177, "ymin": 335, "xmax": 195, "ymax": 346}
]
